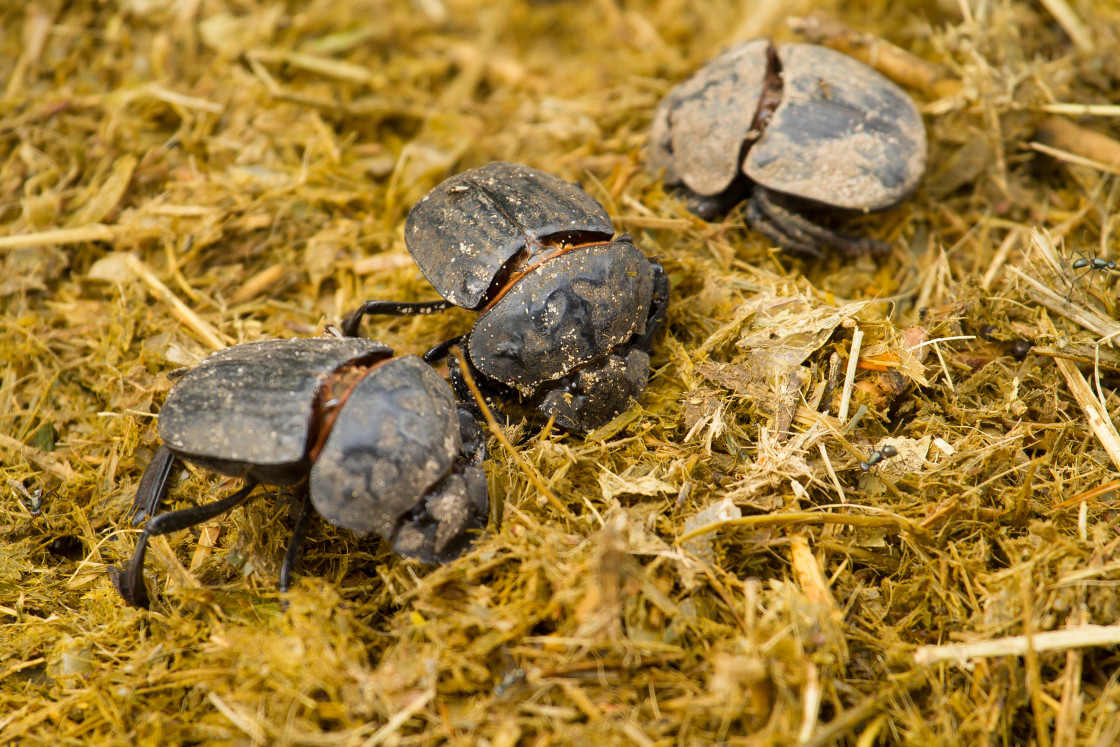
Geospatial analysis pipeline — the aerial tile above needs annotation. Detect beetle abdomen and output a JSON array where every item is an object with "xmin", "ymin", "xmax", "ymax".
[
  {"xmin": 159, "ymin": 338, "xmax": 392, "ymax": 482},
  {"xmin": 744, "ymin": 43, "xmax": 927, "ymax": 212},
  {"xmin": 655, "ymin": 39, "xmax": 770, "ymax": 198},
  {"xmin": 406, "ymin": 161, "xmax": 615, "ymax": 310}
]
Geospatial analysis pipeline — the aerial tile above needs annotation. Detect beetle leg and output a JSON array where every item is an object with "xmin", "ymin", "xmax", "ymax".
[
  {"xmin": 749, "ymin": 189, "xmax": 890, "ymax": 256},
  {"xmin": 746, "ymin": 195, "xmax": 824, "ymax": 257},
  {"xmin": 632, "ymin": 259, "xmax": 671, "ymax": 351},
  {"xmin": 455, "ymin": 406, "xmax": 488, "ymax": 465},
  {"xmin": 278, "ymin": 489, "xmax": 314, "ymax": 594},
  {"xmin": 114, "ymin": 480, "xmax": 260, "ymax": 608},
  {"xmin": 129, "ymin": 444, "xmax": 177, "ymax": 524},
  {"xmin": 446, "ymin": 351, "xmax": 514, "ymax": 429},
  {"xmin": 341, "ymin": 299, "xmax": 453, "ymax": 337},
  {"xmin": 680, "ymin": 176, "xmax": 752, "ymax": 221},
  {"xmin": 422, "ymin": 333, "xmax": 470, "ymax": 364}
]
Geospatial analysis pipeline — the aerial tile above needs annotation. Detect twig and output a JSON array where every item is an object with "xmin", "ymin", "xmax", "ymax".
[
  {"xmin": 124, "ymin": 254, "xmax": 230, "ymax": 351},
  {"xmin": 1038, "ymin": 0, "xmax": 1094, "ymax": 53},
  {"xmin": 788, "ymin": 11, "xmax": 961, "ymax": 97},
  {"xmin": 1022, "ymin": 573, "xmax": 1051, "ymax": 747},
  {"xmin": 451, "ymin": 348, "xmax": 572, "ymax": 520},
  {"xmin": 798, "ymin": 660, "xmax": 822, "ymax": 744},
  {"xmin": 837, "ymin": 327, "xmax": 862, "ymax": 423},
  {"xmin": 914, "ymin": 624, "xmax": 1120, "ymax": 665},
  {"xmin": 1038, "ymin": 103, "xmax": 1120, "ymax": 117},
  {"xmin": 676, "ymin": 510, "xmax": 929, "ymax": 545},
  {"xmin": 1033, "ymin": 117, "xmax": 1120, "ymax": 174},
  {"xmin": 1029, "ymin": 141, "xmax": 1120, "ymax": 176},
  {"xmin": 790, "ymin": 534, "xmax": 841, "ymax": 615},
  {"xmin": 0, "ymin": 433, "xmax": 76, "ymax": 481},
  {"xmin": 0, "ymin": 224, "xmax": 115, "ymax": 252},
  {"xmin": 817, "ymin": 442, "xmax": 846, "ymax": 504},
  {"xmin": 1031, "ymin": 347, "xmax": 1120, "ymax": 375},
  {"xmin": 930, "ymin": 341, "xmax": 955, "ymax": 393},
  {"xmin": 1006, "ymin": 265, "xmax": 1120, "ymax": 341},
  {"xmin": 1042, "ymin": 316, "xmax": 1120, "ymax": 473},
  {"xmin": 361, "ymin": 689, "xmax": 435, "ymax": 747},
  {"xmin": 1053, "ymin": 479, "xmax": 1119, "ymax": 510},
  {"xmin": 980, "ymin": 230, "xmax": 1021, "ymax": 291}
]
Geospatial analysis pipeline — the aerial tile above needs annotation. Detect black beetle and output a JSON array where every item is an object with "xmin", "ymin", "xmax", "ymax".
[
  {"xmin": 344, "ymin": 161, "xmax": 670, "ymax": 433},
  {"xmin": 114, "ymin": 337, "xmax": 489, "ymax": 608},
  {"xmin": 648, "ymin": 40, "xmax": 927, "ymax": 256}
]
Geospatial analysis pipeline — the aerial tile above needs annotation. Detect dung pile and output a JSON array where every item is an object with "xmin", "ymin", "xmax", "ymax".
[{"xmin": 4, "ymin": 0, "xmax": 1120, "ymax": 743}]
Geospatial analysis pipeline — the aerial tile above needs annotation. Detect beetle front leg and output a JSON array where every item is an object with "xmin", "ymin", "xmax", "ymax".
[
  {"xmin": 341, "ymin": 299, "xmax": 453, "ymax": 337},
  {"xmin": 445, "ymin": 350, "xmax": 514, "ymax": 430},
  {"xmin": 114, "ymin": 480, "xmax": 260, "ymax": 608},
  {"xmin": 749, "ymin": 189, "xmax": 889, "ymax": 257},
  {"xmin": 422, "ymin": 333, "xmax": 470, "ymax": 365},
  {"xmin": 632, "ymin": 259, "xmax": 671, "ymax": 351}
]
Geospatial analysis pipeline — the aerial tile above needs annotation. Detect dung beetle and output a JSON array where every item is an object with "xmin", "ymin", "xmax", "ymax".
[
  {"xmin": 114, "ymin": 337, "xmax": 489, "ymax": 609},
  {"xmin": 344, "ymin": 161, "xmax": 670, "ymax": 433},
  {"xmin": 648, "ymin": 40, "xmax": 927, "ymax": 256}
]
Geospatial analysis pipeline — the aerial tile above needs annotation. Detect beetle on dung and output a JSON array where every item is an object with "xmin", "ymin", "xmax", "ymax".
[
  {"xmin": 114, "ymin": 336, "xmax": 489, "ymax": 609},
  {"xmin": 344, "ymin": 161, "xmax": 671, "ymax": 434},
  {"xmin": 648, "ymin": 40, "xmax": 927, "ymax": 256}
]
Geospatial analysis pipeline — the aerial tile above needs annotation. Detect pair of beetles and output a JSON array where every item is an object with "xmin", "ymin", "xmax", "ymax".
[{"xmin": 116, "ymin": 40, "xmax": 926, "ymax": 607}]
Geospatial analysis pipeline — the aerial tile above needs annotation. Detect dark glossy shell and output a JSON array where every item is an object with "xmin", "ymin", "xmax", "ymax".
[
  {"xmin": 744, "ymin": 43, "xmax": 927, "ymax": 211},
  {"xmin": 159, "ymin": 338, "xmax": 392, "ymax": 485},
  {"xmin": 649, "ymin": 39, "xmax": 770, "ymax": 198},
  {"xmin": 468, "ymin": 239, "xmax": 654, "ymax": 394},
  {"xmin": 310, "ymin": 355, "xmax": 461, "ymax": 541},
  {"xmin": 405, "ymin": 161, "xmax": 615, "ymax": 310}
]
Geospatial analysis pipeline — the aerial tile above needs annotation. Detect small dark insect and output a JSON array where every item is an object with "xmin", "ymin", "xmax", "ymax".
[
  {"xmin": 648, "ymin": 40, "xmax": 927, "ymax": 256},
  {"xmin": 344, "ymin": 161, "xmax": 670, "ymax": 433},
  {"xmin": 1010, "ymin": 339, "xmax": 1034, "ymax": 361},
  {"xmin": 114, "ymin": 337, "xmax": 489, "ymax": 609},
  {"xmin": 1067, "ymin": 251, "xmax": 1116, "ymax": 301},
  {"xmin": 860, "ymin": 444, "xmax": 899, "ymax": 472}
]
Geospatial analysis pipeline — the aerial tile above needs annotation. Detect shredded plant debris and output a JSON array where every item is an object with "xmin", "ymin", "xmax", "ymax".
[{"xmin": 4, "ymin": 0, "xmax": 1120, "ymax": 743}]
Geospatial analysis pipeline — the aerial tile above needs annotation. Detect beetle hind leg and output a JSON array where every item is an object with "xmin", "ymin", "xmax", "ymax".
[
  {"xmin": 278, "ymin": 489, "xmax": 314, "ymax": 594},
  {"xmin": 748, "ymin": 189, "xmax": 890, "ymax": 257},
  {"xmin": 114, "ymin": 480, "xmax": 260, "ymax": 608},
  {"xmin": 128, "ymin": 444, "xmax": 177, "ymax": 524}
]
